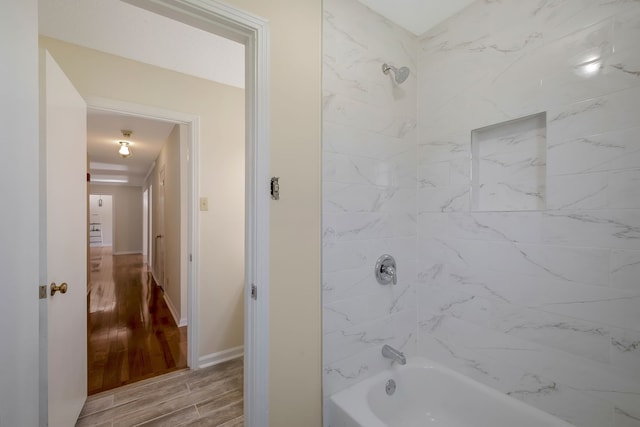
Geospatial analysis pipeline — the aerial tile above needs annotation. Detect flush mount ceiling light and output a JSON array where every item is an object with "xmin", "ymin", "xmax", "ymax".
[
  {"xmin": 118, "ymin": 141, "xmax": 131, "ymax": 158},
  {"xmin": 118, "ymin": 130, "xmax": 133, "ymax": 158}
]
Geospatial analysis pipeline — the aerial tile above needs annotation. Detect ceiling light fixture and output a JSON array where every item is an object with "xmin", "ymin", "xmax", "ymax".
[{"xmin": 118, "ymin": 130, "xmax": 133, "ymax": 158}]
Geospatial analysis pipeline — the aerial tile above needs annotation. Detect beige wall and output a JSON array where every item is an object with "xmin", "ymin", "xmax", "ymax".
[
  {"xmin": 39, "ymin": 36, "xmax": 246, "ymax": 359},
  {"xmin": 89, "ymin": 184, "xmax": 143, "ymax": 255},
  {"xmin": 221, "ymin": 0, "xmax": 323, "ymax": 425}
]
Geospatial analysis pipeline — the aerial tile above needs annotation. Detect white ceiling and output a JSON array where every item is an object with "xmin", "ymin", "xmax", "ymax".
[
  {"xmin": 357, "ymin": 0, "xmax": 475, "ymax": 36},
  {"xmin": 87, "ymin": 110, "xmax": 175, "ymax": 186},
  {"xmin": 38, "ymin": 0, "xmax": 245, "ymax": 88}
]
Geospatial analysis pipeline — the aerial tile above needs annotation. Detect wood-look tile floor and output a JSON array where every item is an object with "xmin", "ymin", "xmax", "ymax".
[
  {"xmin": 76, "ymin": 358, "xmax": 244, "ymax": 426},
  {"xmin": 88, "ymin": 247, "xmax": 187, "ymax": 395}
]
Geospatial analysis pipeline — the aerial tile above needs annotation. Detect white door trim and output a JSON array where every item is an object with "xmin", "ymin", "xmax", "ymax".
[
  {"xmin": 86, "ymin": 96, "xmax": 202, "ymax": 369},
  {"xmin": 119, "ymin": 1, "xmax": 270, "ymax": 425}
]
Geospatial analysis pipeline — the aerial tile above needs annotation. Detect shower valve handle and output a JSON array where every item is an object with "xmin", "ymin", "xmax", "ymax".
[
  {"xmin": 375, "ymin": 254, "xmax": 398, "ymax": 285},
  {"xmin": 383, "ymin": 265, "xmax": 397, "ymax": 285}
]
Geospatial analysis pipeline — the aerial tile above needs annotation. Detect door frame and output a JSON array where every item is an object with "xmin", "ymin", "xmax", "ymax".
[
  {"xmin": 142, "ymin": 188, "xmax": 148, "ymax": 259},
  {"xmin": 109, "ymin": 1, "xmax": 270, "ymax": 424}
]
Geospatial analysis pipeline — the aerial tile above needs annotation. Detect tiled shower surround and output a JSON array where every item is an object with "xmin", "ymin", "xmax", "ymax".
[
  {"xmin": 322, "ymin": 0, "xmax": 418, "ymax": 402},
  {"xmin": 323, "ymin": 0, "xmax": 640, "ymax": 426}
]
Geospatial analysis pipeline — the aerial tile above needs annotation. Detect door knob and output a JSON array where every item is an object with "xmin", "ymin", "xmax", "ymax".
[{"xmin": 50, "ymin": 282, "xmax": 68, "ymax": 296}]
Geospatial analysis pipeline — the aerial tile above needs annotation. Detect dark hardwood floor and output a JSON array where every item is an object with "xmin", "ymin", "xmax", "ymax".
[{"xmin": 88, "ymin": 247, "xmax": 187, "ymax": 395}]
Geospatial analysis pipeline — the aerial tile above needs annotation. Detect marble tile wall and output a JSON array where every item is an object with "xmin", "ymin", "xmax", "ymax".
[
  {"xmin": 471, "ymin": 112, "xmax": 547, "ymax": 212},
  {"xmin": 322, "ymin": 0, "xmax": 418, "ymax": 410},
  {"xmin": 416, "ymin": 1, "xmax": 640, "ymax": 426},
  {"xmin": 323, "ymin": 0, "xmax": 640, "ymax": 426}
]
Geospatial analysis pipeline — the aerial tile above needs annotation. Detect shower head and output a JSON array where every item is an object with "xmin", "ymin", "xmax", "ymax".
[{"xmin": 382, "ymin": 63, "xmax": 410, "ymax": 84}]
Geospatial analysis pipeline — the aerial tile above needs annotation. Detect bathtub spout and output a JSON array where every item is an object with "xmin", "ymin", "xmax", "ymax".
[{"xmin": 382, "ymin": 344, "xmax": 406, "ymax": 365}]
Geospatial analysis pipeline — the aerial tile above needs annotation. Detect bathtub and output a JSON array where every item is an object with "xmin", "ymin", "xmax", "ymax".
[{"xmin": 328, "ymin": 357, "xmax": 574, "ymax": 427}]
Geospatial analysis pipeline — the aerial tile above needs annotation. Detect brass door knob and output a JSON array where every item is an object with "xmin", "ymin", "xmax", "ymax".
[{"xmin": 50, "ymin": 282, "xmax": 68, "ymax": 296}]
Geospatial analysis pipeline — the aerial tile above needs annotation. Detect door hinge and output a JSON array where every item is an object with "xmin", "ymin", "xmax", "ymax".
[
  {"xmin": 251, "ymin": 283, "xmax": 257, "ymax": 300},
  {"xmin": 39, "ymin": 285, "xmax": 47, "ymax": 299},
  {"xmin": 189, "ymin": 254, "xmax": 193, "ymax": 262}
]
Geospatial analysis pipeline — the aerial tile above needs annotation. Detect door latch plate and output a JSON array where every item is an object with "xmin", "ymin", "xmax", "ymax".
[
  {"xmin": 270, "ymin": 177, "xmax": 280, "ymax": 200},
  {"xmin": 39, "ymin": 285, "xmax": 47, "ymax": 299}
]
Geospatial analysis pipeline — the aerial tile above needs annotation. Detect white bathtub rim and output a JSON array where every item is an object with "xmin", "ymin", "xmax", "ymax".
[
  {"xmin": 328, "ymin": 358, "xmax": 443, "ymax": 427},
  {"xmin": 328, "ymin": 356, "xmax": 575, "ymax": 427}
]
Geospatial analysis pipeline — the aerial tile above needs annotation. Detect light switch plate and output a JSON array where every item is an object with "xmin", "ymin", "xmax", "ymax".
[{"xmin": 199, "ymin": 197, "xmax": 209, "ymax": 211}]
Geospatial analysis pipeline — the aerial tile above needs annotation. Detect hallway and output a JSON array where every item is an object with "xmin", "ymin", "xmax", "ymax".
[{"xmin": 88, "ymin": 247, "xmax": 187, "ymax": 395}]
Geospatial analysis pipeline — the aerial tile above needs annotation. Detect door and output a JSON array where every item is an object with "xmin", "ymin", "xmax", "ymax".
[
  {"xmin": 142, "ymin": 188, "xmax": 148, "ymax": 259},
  {"xmin": 148, "ymin": 184, "xmax": 153, "ymax": 268},
  {"xmin": 155, "ymin": 168, "xmax": 166, "ymax": 288},
  {"xmin": 41, "ymin": 49, "xmax": 88, "ymax": 426}
]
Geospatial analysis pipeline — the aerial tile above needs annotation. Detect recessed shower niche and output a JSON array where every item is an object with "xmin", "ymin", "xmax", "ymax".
[{"xmin": 471, "ymin": 112, "xmax": 547, "ymax": 212}]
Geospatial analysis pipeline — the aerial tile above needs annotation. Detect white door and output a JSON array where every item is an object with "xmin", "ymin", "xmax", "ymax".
[
  {"xmin": 41, "ymin": 49, "xmax": 88, "ymax": 427},
  {"xmin": 155, "ymin": 168, "xmax": 166, "ymax": 288},
  {"xmin": 148, "ymin": 184, "xmax": 153, "ymax": 268},
  {"xmin": 142, "ymin": 188, "xmax": 148, "ymax": 259}
]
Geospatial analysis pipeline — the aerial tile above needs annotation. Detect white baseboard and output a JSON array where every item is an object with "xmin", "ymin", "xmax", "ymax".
[
  {"xmin": 112, "ymin": 250, "xmax": 142, "ymax": 255},
  {"xmin": 163, "ymin": 293, "xmax": 187, "ymax": 327},
  {"xmin": 198, "ymin": 346, "xmax": 244, "ymax": 369},
  {"xmin": 151, "ymin": 271, "xmax": 161, "ymax": 288}
]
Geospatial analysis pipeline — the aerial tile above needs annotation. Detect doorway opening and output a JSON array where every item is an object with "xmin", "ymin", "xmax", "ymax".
[
  {"xmin": 89, "ymin": 194, "xmax": 113, "ymax": 249},
  {"xmin": 39, "ymin": 0, "xmax": 270, "ymax": 424},
  {"xmin": 87, "ymin": 108, "xmax": 192, "ymax": 394}
]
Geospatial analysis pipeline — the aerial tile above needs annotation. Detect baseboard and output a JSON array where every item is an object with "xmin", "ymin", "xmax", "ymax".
[
  {"xmin": 163, "ymin": 293, "xmax": 187, "ymax": 327},
  {"xmin": 198, "ymin": 346, "xmax": 244, "ymax": 369},
  {"xmin": 112, "ymin": 250, "xmax": 142, "ymax": 255},
  {"xmin": 151, "ymin": 271, "xmax": 161, "ymax": 287}
]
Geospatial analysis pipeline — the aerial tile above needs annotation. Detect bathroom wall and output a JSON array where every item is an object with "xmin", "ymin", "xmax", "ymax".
[
  {"xmin": 1, "ymin": 1, "xmax": 40, "ymax": 423},
  {"xmin": 217, "ymin": 1, "xmax": 324, "ymax": 424},
  {"xmin": 322, "ymin": 0, "xmax": 418, "ymax": 404},
  {"xmin": 416, "ymin": 1, "xmax": 640, "ymax": 426}
]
